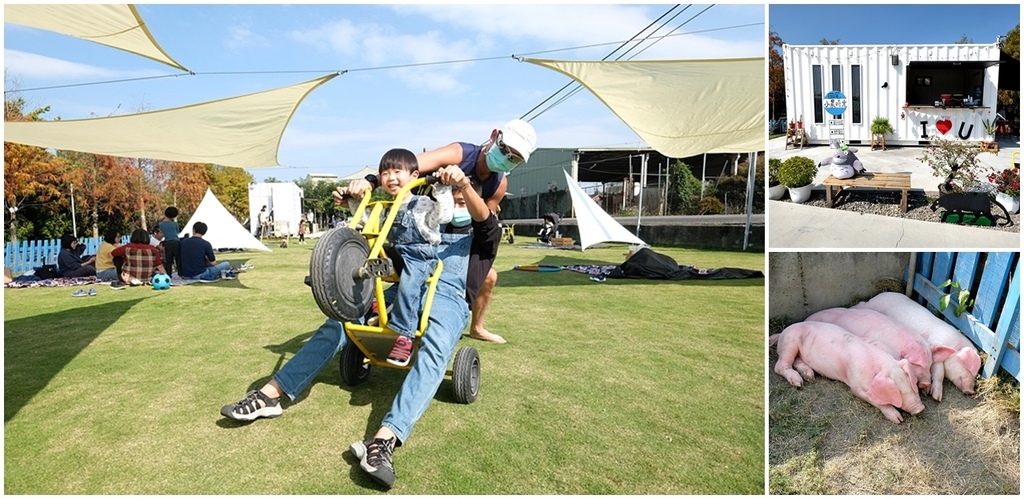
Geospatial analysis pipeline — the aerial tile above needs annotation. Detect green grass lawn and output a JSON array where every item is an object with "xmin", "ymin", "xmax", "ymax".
[{"xmin": 4, "ymin": 239, "xmax": 765, "ymax": 494}]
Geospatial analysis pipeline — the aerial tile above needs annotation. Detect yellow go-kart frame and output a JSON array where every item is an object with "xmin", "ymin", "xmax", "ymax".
[{"xmin": 307, "ymin": 176, "xmax": 480, "ymax": 404}]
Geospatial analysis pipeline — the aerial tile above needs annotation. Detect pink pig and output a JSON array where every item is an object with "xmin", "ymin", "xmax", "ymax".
[
  {"xmin": 806, "ymin": 307, "xmax": 955, "ymax": 395},
  {"xmin": 770, "ymin": 321, "xmax": 925, "ymax": 424},
  {"xmin": 854, "ymin": 292, "xmax": 983, "ymax": 400}
]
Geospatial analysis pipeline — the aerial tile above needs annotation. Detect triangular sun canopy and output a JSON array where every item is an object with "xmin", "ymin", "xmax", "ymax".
[
  {"xmin": 525, "ymin": 58, "xmax": 765, "ymax": 157},
  {"xmin": 563, "ymin": 170, "xmax": 646, "ymax": 251},
  {"xmin": 4, "ymin": 74, "xmax": 337, "ymax": 168},
  {"xmin": 5, "ymin": 4, "xmax": 189, "ymax": 72},
  {"xmin": 181, "ymin": 190, "xmax": 271, "ymax": 252}
]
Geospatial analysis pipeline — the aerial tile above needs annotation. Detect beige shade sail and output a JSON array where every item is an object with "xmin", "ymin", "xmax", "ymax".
[
  {"xmin": 5, "ymin": 4, "xmax": 189, "ymax": 72},
  {"xmin": 525, "ymin": 58, "xmax": 765, "ymax": 157},
  {"xmin": 4, "ymin": 74, "xmax": 338, "ymax": 168}
]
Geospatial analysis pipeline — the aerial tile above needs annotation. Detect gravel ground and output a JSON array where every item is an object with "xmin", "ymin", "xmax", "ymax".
[{"xmin": 781, "ymin": 189, "xmax": 1020, "ymax": 233}]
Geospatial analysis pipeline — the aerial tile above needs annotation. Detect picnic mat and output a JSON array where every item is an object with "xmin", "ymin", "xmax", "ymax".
[{"xmin": 5, "ymin": 264, "xmax": 253, "ymax": 288}]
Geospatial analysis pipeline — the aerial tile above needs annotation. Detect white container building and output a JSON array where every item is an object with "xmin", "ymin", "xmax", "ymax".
[
  {"xmin": 248, "ymin": 182, "xmax": 304, "ymax": 236},
  {"xmin": 783, "ymin": 42, "xmax": 1003, "ymax": 146}
]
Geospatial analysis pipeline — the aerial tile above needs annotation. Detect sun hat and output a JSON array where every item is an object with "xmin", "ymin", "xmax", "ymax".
[{"xmin": 499, "ymin": 119, "xmax": 538, "ymax": 162}]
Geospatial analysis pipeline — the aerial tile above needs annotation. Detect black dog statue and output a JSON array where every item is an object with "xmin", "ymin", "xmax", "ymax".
[{"xmin": 930, "ymin": 192, "xmax": 1013, "ymax": 226}]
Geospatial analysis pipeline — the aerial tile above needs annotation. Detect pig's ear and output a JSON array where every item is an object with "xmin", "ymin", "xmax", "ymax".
[
  {"xmin": 931, "ymin": 345, "xmax": 957, "ymax": 363},
  {"xmin": 868, "ymin": 372, "xmax": 903, "ymax": 407},
  {"xmin": 961, "ymin": 348, "xmax": 982, "ymax": 374},
  {"xmin": 899, "ymin": 345, "xmax": 929, "ymax": 369}
]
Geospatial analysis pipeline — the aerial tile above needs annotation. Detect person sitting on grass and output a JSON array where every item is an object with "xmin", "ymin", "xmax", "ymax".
[
  {"xmin": 110, "ymin": 228, "xmax": 166, "ymax": 288},
  {"xmin": 57, "ymin": 235, "xmax": 97, "ymax": 278},
  {"xmin": 95, "ymin": 228, "xmax": 122, "ymax": 282},
  {"xmin": 178, "ymin": 221, "xmax": 233, "ymax": 282},
  {"xmin": 220, "ymin": 165, "xmax": 496, "ymax": 490}
]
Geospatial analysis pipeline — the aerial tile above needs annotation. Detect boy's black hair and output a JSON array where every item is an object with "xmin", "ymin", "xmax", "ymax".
[
  {"xmin": 192, "ymin": 221, "xmax": 208, "ymax": 235},
  {"xmin": 378, "ymin": 148, "xmax": 418, "ymax": 174},
  {"xmin": 130, "ymin": 228, "xmax": 149, "ymax": 245},
  {"xmin": 103, "ymin": 228, "xmax": 120, "ymax": 244},
  {"xmin": 165, "ymin": 207, "xmax": 179, "ymax": 218}
]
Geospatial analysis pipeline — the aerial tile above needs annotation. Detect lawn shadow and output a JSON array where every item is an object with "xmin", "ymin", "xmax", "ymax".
[
  {"xmin": 500, "ymin": 254, "xmax": 764, "ymax": 288},
  {"xmin": 4, "ymin": 297, "xmax": 149, "ymax": 422}
]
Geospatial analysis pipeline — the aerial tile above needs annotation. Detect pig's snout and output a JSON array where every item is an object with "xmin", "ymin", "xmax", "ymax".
[
  {"xmin": 907, "ymin": 403, "xmax": 925, "ymax": 415},
  {"xmin": 955, "ymin": 377, "xmax": 977, "ymax": 395}
]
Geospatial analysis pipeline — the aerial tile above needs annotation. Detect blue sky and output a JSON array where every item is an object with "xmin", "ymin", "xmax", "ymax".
[
  {"xmin": 770, "ymin": 4, "xmax": 1020, "ymax": 46},
  {"xmin": 3, "ymin": 4, "xmax": 765, "ymax": 182}
]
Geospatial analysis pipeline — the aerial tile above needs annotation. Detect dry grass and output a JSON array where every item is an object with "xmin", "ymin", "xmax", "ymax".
[{"xmin": 768, "ymin": 319, "xmax": 1020, "ymax": 495}]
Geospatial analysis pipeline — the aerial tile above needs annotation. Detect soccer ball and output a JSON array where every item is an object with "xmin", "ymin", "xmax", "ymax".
[{"xmin": 152, "ymin": 273, "xmax": 172, "ymax": 291}]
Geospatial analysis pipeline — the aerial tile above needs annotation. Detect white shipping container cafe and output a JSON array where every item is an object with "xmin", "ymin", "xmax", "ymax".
[{"xmin": 784, "ymin": 42, "xmax": 1004, "ymax": 146}]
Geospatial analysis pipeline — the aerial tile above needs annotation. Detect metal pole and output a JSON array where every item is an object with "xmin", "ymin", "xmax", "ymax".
[
  {"xmin": 701, "ymin": 153, "xmax": 707, "ymax": 199},
  {"xmin": 70, "ymin": 182, "xmax": 77, "ymax": 237},
  {"xmin": 636, "ymin": 153, "xmax": 647, "ymax": 237},
  {"xmin": 743, "ymin": 152, "xmax": 756, "ymax": 250}
]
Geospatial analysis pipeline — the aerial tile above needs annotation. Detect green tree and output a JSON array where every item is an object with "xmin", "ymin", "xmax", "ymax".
[
  {"xmin": 769, "ymin": 30, "xmax": 786, "ymax": 121},
  {"xmin": 999, "ymin": 24, "xmax": 1020, "ymax": 110},
  {"xmin": 667, "ymin": 161, "xmax": 702, "ymax": 215},
  {"xmin": 207, "ymin": 165, "xmax": 254, "ymax": 222}
]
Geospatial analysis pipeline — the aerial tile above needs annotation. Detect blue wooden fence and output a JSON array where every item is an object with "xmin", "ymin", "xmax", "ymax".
[
  {"xmin": 4, "ymin": 235, "xmax": 131, "ymax": 275},
  {"xmin": 909, "ymin": 252, "xmax": 1020, "ymax": 381}
]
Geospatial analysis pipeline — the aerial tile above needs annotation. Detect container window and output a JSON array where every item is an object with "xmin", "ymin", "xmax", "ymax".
[
  {"xmin": 851, "ymin": 65, "xmax": 862, "ymax": 124},
  {"xmin": 813, "ymin": 65, "xmax": 823, "ymax": 123},
  {"xmin": 831, "ymin": 65, "xmax": 842, "ymax": 92}
]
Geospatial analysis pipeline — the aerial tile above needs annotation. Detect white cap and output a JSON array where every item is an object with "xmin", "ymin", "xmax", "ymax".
[{"xmin": 500, "ymin": 119, "xmax": 537, "ymax": 162}]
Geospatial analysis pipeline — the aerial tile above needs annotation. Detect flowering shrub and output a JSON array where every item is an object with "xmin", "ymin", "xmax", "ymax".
[
  {"xmin": 918, "ymin": 138, "xmax": 982, "ymax": 193},
  {"xmin": 987, "ymin": 168, "xmax": 1020, "ymax": 198}
]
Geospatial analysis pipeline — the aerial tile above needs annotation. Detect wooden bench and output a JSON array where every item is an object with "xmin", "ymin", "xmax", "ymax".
[{"xmin": 822, "ymin": 172, "xmax": 912, "ymax": 213}]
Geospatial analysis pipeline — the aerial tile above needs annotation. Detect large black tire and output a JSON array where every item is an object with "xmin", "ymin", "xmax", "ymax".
[
  {"xmin": 508, "ymin": 232, "xmax": 515, "ymax": 245},
  {"xmin": 451, "ymin": 346, "xmax": 480, "ymax": 404},
  {"xmin": 339, "ymin": 341, "xmax": 371, "ymax": 386},
  {"xmin": 309, "ymin": 228, "xmax": 374, "ymax": 321}
]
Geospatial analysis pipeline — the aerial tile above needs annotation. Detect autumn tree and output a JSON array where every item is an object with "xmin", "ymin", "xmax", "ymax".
[
  {"xmin": 4, "ymin": 96, "xmax": 67, "ymax": 243},
  {"xmin": 999, "ymin": 24, "xmax": 1019, "ymax": 111},
  {"xmin": 819, "ymin": 38, "xmax": 840, "ymax": 45},
  {"xmin": 60, "ymin": 151, "xmax": 142, "ymax": 238}
]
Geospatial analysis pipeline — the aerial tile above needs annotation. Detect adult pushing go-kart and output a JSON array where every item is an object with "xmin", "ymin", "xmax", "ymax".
[{"xmin": 306, "ymin": 176, "xmax": 481, "ymax": 404}]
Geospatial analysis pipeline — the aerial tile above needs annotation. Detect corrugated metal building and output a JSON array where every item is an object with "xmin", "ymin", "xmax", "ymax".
[{"xmin": 784, "ymin": 42, "xmax": 1003, "ymax": 145}]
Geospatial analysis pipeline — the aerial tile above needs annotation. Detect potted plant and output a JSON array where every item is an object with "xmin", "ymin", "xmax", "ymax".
[
  {"xmin": 778, "ymin": 155, "xmax": 817, "ymax": 203},
  {"xmin": 987, "ymin": 167, "xmax": 1020, "ymax": 214},
  {"xmin": 869, "ymin": 117, "xmax": 895, "ymax": 150},
  {"xmin": 918, "ymin": 138, "xmax": 983, "ymax": 194},
  {"xmin": 982, "ymin": 118, "xmax": 997, "ymax": 142},
  {"xmin": 767, "ymin": 157, "xmax": 786, "ymax": 200}
]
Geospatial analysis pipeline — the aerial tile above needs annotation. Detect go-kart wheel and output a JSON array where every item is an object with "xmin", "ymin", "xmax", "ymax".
[
  {"xmin": 508, "ymin": 233, "xmax": 515, "ymax": 245},
  {"xmin": 339, "ymin": 341, "xmax": 371, "ymax": 386},
  {"xmin": 451, "ymin": 346, "xmax": 480, "ymax": 404},
  {"xmin": 309, "ymin": 228, "xmax": 374, "ymax": 321}
]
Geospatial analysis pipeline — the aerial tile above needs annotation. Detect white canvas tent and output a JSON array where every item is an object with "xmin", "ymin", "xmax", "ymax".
[
  {"xmin": 4, "ymin": 74, "xmax": 337, "ymax": 169},
  {"xmin": 4, "ymin": 4, "xmax": 189, "ymax": 71},
  {"xmin": 563, "ymin": 170, "xmax": 646, "ymax": 251},
  {"xmin": 526, "ymin": 57, "xmax": 765, "ymax": 250},
  {"xmin": 181, "ymin": 190, "xmax": 271, "ymax": 252}
]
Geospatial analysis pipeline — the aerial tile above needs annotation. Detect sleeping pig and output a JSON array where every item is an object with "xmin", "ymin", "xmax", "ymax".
[
  {"xmin": 854, "ymin": 292, "xmax": 983, "ymax": 400},
  {"xmin": 806, "ymin": 307, "xmax": 955, "ymax": 396},
  {"xmin": 770, "ymin": 321, "xmax": 925, "ymax": 424}
]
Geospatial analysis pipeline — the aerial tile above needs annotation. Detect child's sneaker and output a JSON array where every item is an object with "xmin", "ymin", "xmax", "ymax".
[
  {"xmin": 72, "ymin": 289, "xmax": 88, "ymax": 297},
  {"xmin": 386, "ymin": 336, "xmax": 413, "ymax": 367},
  {"xmin": 88, "ymin": 288, "xmax": 97, "ymax": 296},
  {"xmin": 220, "ymin": 389, "xmax": 282, "ymax": 421},
  {"xmin": 110, "ymin": 281, "xmax": 127, "ymax": 290}
]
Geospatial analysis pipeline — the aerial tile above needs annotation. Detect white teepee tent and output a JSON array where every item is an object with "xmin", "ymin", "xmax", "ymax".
[
  {"xmin": 563, "ymin": 170, "xmax": 646, "ymax": 251},
  {"xmin": 181, "ymin": 190, "xmax": 271, "ymax": 252}
]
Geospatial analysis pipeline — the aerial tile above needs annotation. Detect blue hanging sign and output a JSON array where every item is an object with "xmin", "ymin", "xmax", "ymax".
[{"xmin": 823, "ymin": 91, "xmax": 847, "ymax": 116}]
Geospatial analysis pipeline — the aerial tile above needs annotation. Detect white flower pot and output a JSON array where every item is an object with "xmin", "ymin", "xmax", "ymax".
[
  {"xmin": 787, "ymin": 184, "xmax": 813, "ymax": 204},
  {"xmin": 995, "ymin": 192, "xmax": 1019, "ymax": 214},
  {"xmin": 768, "ymin": 184, "xmax": 787, "ymax": 200}
]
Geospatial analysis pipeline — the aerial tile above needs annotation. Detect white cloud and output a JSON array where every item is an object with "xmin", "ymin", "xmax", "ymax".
[
  {"xmin": 3, "ymin": 49, "xmax": 122, "ymax": 80},
  {"xmin": 225, "ymin": 24, "xmax": 270, "ymax": 51}
]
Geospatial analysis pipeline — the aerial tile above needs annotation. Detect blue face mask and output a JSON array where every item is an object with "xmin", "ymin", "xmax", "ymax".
[
  {"xmin": 485, "ymin": 143, "xmax": 519, "ymax": 173},
  {"xmin": 450, "ymin": 207, "xmax": 472, "ymax": 227}
]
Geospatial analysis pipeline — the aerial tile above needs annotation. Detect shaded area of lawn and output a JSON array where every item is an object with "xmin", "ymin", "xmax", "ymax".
[{"xmin": 4, "ymin": 298, "xmax": 149, "ymax": 422}]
